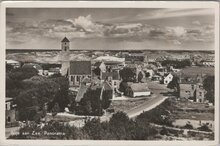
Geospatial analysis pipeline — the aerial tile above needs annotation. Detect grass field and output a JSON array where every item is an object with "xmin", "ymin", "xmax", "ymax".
[{"xmin": 180, "ymin": 66, "xmax": 214, "ymax": 76}]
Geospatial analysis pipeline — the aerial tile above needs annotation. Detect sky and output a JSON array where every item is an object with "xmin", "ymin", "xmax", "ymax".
[{"xmin": 6, "ymin": 8, "xmax": 215, "ymax": 50}]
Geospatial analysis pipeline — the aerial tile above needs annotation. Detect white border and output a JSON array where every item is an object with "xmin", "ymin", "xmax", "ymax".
[{"xmin": 0, "ymin": 1, "xmax": 219, "ymax": 146}]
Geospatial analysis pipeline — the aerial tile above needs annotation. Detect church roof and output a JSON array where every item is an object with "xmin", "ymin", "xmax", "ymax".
[
  {"xmin": 61, "ymin": 37, "xmax": 70, "ymax": 42},
  {"xmin": 69, "ymin": 61, "xmax": 91, "ymax": 75}
]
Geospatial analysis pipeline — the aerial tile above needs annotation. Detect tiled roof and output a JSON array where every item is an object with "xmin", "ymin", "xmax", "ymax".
[
  {"xmin": 69, "ymin": 61, "xmax": 91, "ymax": 75},
  {"xmin": 61, "ymin": 37, "xmax": 70, "ymax": 42},
  {"xmin": 128, "ymin": 83, "xmax": 150, "ymax": 92}
]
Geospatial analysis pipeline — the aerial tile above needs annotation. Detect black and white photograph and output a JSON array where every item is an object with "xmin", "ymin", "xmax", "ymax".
[{"xmin": 1, "ymin": 1, "xmax": 219, "ymax": 145}]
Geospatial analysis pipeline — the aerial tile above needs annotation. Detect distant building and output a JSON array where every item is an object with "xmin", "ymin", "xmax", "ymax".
[
  {"xmin": 101, "ymin": 71, "xmax": 120, "ymax": 99},
  {"xmin": 163, "ymin": 73, "xmax": 173, "ymax": 85},
  {"xmin": 202, "ymin": 60, "xmax": 214, "ymax": 67},
  {"xmin": 22, "ymin": 63, "xmax": 43, "ymax": 76},
  {"xmin": 157, "ymin": 67, "xmax": 168, "ymax": 76},
  {"xmin": 94, "ymin": 56, "xmax": 125, "ymax": 71},
  {"xmin": 125, "ymin": 52, "xmax": 146, "ymax": 64},
  {"xmin": 179, "ymin": 75, "xmax": 207, "ymax": 103},
  {"xmin": 47, "ymin": 67, "xmax": 61, "ymax": 76},
  {"xmin": 6, "ymin": 60, "xmax": 20, "ymax": 68},
  {"xmin": 5, "ymin": 98, "xmax": 17, "ymax": 124},
  {"xmin": 69, "ymin": 61, "xmax": 92, "ymax": 86},
  {"xmin": 151, "ymin": 75, "xmax": 162, "ymax": 82},
  {"xmin": 125, "ymin": 83, "xmax": 151, "ymax": 97}
]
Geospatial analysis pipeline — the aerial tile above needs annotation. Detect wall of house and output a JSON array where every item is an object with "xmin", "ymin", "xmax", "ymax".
[
  {"xmin": 133, "ymin": 91, "xmax": 151, "ymax": 97},
  {"xmin": 69, "ymin": 75, "xmax": 91, "ymax": 86},
  {"xmin": 164, "ymin": 74, "xmax": 173, "ymax": 85},
  {"xmin": 6, "ymin": 109, "xmax": 16, "ymax": 123},
  {"xmin": 180, "ymin": 84, "xmax": 196, "ymax": 99},
  {"xmin": 196, "ymin": 88, "xmax": 206, "ymax": 103}
]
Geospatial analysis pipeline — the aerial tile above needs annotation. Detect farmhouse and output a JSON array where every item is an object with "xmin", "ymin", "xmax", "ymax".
[{"xmin": 125, "ymin": 83, "xmax": 151, "ymax": 97}]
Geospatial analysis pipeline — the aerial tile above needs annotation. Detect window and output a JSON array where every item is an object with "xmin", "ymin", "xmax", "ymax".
[
  {"xmin": 77, "ymin": 76, "xmax": 80, "ymax": 82},
  {"xmin": 71, "ymin": 76, "xmax": 74, "ymax": 81},
  {"xmin": 7, "ymin": 116, "xmax": 11, "ymax": 122}
]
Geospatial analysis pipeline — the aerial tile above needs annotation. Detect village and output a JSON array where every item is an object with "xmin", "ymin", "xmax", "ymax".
[{"xmin": 6, "ymin": 37, "xmax": 215, "ymax": 140}]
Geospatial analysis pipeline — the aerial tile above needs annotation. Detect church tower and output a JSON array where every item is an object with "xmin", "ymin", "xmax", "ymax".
[{"xmin": 61, "ymin": 37, "xmax": 70, "ymax": 52}]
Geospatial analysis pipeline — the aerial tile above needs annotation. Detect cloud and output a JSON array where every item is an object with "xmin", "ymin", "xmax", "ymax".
[
  {"xmin": 135, "ymin": 8, "xmax": 214, "ymax": 21},
  {"xmin": 166, "ymin": 26, "xmax": 186, "ymax": 37}
]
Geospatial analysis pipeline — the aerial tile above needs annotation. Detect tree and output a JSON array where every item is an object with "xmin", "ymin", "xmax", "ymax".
[
  {"xmin": 119, "ymin": 81, "xmax": 128, "ymax": 93},
  {"xmin": 83, "ymin": 118, "xmax": 105, "ymax": 140},
  {"xmin": 137, "ymin": 72, "xmax": 143, "ymax": 83},
  {"xmin": 119, "ymin": 67, "xmax": 136, "ymax": 82},
  {"xmin": 8, "ymin": 67, "xmax": 38, "ymax": 81},
  {"xmin": 167, "ymin": 75, "xmax": 180, "ymax": 97},
  {"xmin": 52, "ymin": 103, "xmax": 60, "ymax": 117},
  {"xmin": 203, "ymin": 76, "xmax": 214, "ymax": 104},
  {"xmin": 109, "ymin": 112, "xmax": 130, "ymax": 139},
  {"xmin": 51, "ymin": 77, "xmax": 70, "ymax": 111}
]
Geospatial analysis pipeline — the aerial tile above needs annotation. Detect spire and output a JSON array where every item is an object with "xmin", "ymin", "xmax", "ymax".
[{"xmin": 61, "ymin": 37, "xmax": 70, "ymax": 42}]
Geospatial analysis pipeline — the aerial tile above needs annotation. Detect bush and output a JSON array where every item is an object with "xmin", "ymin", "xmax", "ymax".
[{"xmin": 197, "ymin": 124, "xmax": 212, "ymax": 132}]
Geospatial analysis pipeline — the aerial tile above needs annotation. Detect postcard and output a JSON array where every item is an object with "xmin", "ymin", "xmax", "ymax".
[{"xmin": 0, "ymin": 1, "xmax": 219, "ymax": 146}]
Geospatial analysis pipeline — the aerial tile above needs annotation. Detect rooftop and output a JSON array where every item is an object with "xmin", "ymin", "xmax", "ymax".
[
  {"xmin": 127, "ymin": 83, "xmax": 150, "ymax": 92},
  {"xmin": 61, "ymin": 37, "xmax": 70, "ymax": 42},
  {"xmin": 69, "ymin": 61, "xmax": 91, "ymax": 75}
]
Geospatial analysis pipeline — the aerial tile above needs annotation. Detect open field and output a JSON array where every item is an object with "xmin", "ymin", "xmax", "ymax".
[
  {"xmin": 110, "ymin": 97, "xmax": 151, "ymax": 112},
  {"xmin": 180, "ymin": 66, "xmax": 214, "ymax": 76}
]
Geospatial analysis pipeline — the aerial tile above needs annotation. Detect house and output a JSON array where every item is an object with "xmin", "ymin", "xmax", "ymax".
[
  {"xmin": 202, "ymin": 60, "xmax": 214, "ymax": 67},
  {"xmin": 6, "ymin": 98, "xmax": 17, "ymax": 124},
  {"xmin": 163, "ymin": 73, "xmax": 173, "ymax": 85},
  {"xmin": 101, "ymin": 71, "xmax": 120, "ymax": 99},
  {"xmin": 179, "ymin": 75, "xmax": 207, "ymax": 103},
  {"xmin": 22, "ymin": 63, "xmax": 43, "ymax": 75},
  {"xmin": 157, "ymin": 67, "xmax": 168, "ymax": 76},
  {"xmin": 195, "ymin": 83, "xmax": 206, "ymax": 103},
  {"xmin": 151, "ymin": 75, "xmax": 162, "ymax": 82},
  {"xmin": 94, "ymin": 55, "xmax": 125, "ymax": 71},
  {"xmin": 69, "ymin": 61, "xmax": 92, "ymax": 86},
  {"xmin": 47, "ymin": 67, "xmax": 61, "ymax": 76},
  {"xmin": 92, "ymin": 61, "xmax": 106, "ymax": 77},
  {"xmin": 75, "ymin": 81, "xmax": 113, "ymax": 103},
  {"xmin": 6, "ymin": 60, "xmax": 20, "ymax": 68},
  {"xmin": 125, "ymin": 83, "xmax": 151, "ymax": 97}
]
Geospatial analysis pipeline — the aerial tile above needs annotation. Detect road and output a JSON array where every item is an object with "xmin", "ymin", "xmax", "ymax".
[
  {"xmin": 100, "ymin": 82, "xmax": 170, "ymax": 121},
  {"xmin": 126, "ymin": 96, "xmax": 168, "ymax": 118}
]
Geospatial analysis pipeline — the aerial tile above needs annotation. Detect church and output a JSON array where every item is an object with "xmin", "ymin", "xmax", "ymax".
[{"xmin": 60, "ymin": 37, "xmax": 92, "ymax": 87}]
